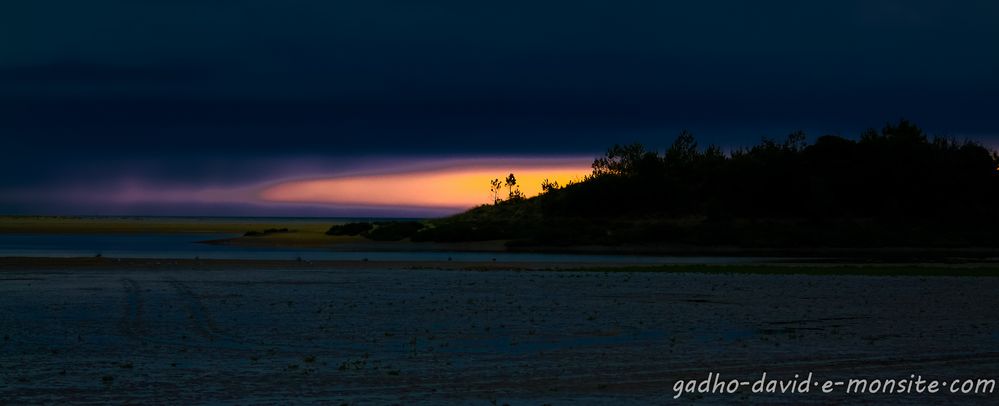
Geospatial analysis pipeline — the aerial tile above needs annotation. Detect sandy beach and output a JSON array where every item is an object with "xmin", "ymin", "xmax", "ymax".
[{"xmin": 2, "ymin": 262, "xmax": 998, "ymax": 404}]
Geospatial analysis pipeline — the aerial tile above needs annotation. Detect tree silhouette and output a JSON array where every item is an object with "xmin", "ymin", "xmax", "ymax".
[
  {"xmin": 783, "ymin": 130, "xmax": 807, "ymax": 151},
  {"xmin": 434, "ymin": 119, "xmax": 999, "ymax": 248},
  {"xmin": 665, "ymin": 130, "xmax": 698, "ymax": 169},
  {"xmin": 505, "ymin": 173, "xmax": 523, "ymax": 200},
  {"xmin": 489, "ymin": 178, "xmax": 503, "ymax": 204},
  {"xmin": 540, "ymin": 178, "xmax": 560, "ymax": 194},
  {"xmin": 591, "ymin": 143, "xmax": 657, "ymax": 177}
]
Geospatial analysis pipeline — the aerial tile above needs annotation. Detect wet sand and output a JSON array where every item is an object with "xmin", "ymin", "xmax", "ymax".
[{"xmin": 1, "ymin": 263, "xmax": 998, "ymax": 404}]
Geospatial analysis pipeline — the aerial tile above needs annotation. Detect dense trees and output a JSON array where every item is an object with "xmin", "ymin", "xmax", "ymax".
[
  {"xmin": 343, "ymin": 120, "xmax": 998, "ymax": 248},
  {"xmin": 547, "ymin": 120, "xmax": 998, "ymax": 222},
  {"xmin": 442, "ymin": 120, "xmax": 999, "ymax": 248}
]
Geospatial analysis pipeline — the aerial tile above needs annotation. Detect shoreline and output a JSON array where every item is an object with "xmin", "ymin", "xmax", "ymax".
[
  {"xmin": 3, "ymin": 256, "xmax": 999, "ymax": 276},
  {"xmin": 0, "ymin": 256, "xmax": 621, "ymax": 271},
  {"xmin": 7, "ymin": 216, "xmax": 999, "ymax": 259}
]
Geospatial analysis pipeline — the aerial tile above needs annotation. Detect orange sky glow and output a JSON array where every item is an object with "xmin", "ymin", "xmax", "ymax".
[{"xmin": 258, "ymin": 162, "xmax": 592, "ymax": 210}]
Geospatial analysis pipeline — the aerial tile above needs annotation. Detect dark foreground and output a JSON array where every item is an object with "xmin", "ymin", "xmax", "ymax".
[{"xmin": 1, "ymin": 263, "xmax": 997, "ymax": 404}]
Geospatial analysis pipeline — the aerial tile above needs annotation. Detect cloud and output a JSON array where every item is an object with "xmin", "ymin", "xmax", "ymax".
[
  {"xmin": 0, "ymin": 156, "xmax": 594, "ymax": 216},
  {"xmin": 259, "ymin": 159, "xmax": 592, "ymax": 210},
  {"xmin": 0, "ymin": 0, "xmax": 997, "ymax": 217},
  {"xmin": 0, "ymin": 61, "xmax": 212, "ymax": 83}
]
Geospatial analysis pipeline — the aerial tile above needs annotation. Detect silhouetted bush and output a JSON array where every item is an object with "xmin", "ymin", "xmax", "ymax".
[
  {"xmin": 244, "ymin": 228, "xmax": 289, "ymax": 237},
  {"xmin": 414, "ymin": 221, "xmax": 522, "ymax": 242},
  {"xmin": 364, "ymin": 222, "xmax": 426, "ymax": 241},
  {"xmin": 326, "ymin": 222, "xmax": 373, "ymax": 236}
]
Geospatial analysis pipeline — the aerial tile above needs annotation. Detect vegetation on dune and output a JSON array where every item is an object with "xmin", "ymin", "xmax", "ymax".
[
  {"xmin": 365, "ymin": 222, "xmax": 425, "ymax": 241},
  {"xmin": 326, "ymin": 222, "xmax": 374, "ymax": 236},
  {"xmin": 410, "ymin": 120, "xmax": 999, "ymax": 248},
  {"xmin": 243, "ymin": 228, "xmax": 290, "ymax": 237},
  {"xmin": 327, "ymin": 120, "xmax": 998, "ymax": 249},
  {"xmin": 326, "ymin": 221, "xmax": 425, "ymax": 241}
]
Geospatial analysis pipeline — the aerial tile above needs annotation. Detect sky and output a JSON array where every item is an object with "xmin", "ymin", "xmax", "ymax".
[{"xmin": 1, "ymin": 0, "xmax": 997, "ymax": 216}]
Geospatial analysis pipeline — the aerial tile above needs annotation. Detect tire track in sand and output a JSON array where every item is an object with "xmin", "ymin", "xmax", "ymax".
[
  {"xmin": 119, "ymin": 278, "xmax": 145, "ymax": 338},
  {"xmin": 165, "ymin": 277, "xmax": 224, "ymax": 341}
]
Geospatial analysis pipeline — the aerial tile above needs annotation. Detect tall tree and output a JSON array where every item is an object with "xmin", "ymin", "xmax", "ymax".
[
  {"xmin": 592, "ymin": 143, "xmax": 655, "ymax": 177},
  {"xmin": 489, "ymin": 178, "xmax": 503, "ymax": 204},
  {"xmin": 505, "ymin": 173, "xmax": 522, "ymax": 200},
  {"xmin": 666, "ymin": 130, "xmax": 698, "ymax": 169}
]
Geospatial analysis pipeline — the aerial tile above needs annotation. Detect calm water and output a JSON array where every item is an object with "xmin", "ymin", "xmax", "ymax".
[{"xmin": 0, "ymin": 233, "xmax": 776, "ymax": 264}]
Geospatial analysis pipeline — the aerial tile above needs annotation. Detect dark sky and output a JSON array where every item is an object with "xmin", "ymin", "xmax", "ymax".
[{"xmin": 1, "ymin": 0, "xmax": 997, "ymax": 215}]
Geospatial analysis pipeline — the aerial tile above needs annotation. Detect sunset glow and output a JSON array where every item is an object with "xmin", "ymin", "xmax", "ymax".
[{"xmin": 258, "ymin": 162, "xmax": 592, "ymax": 210}]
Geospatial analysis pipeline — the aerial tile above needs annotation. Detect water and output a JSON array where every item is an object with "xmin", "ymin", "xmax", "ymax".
[{"xmin": 0, "ymin": 233, "xmax": 776, "ymax": 264}]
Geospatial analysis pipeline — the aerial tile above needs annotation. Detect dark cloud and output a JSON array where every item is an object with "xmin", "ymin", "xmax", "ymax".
[
  {"xmin": 1, "ymin": 0, "xmax": 997, "ymax": 214},
  {"xmin": 0, "ymin": 61, "xmax": 211, "ymax": 83}
]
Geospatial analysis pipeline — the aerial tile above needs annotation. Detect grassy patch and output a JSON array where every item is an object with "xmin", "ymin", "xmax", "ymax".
[{"xmin": 0, "ymin": 216, "xmax": 334, "ymax": 234}]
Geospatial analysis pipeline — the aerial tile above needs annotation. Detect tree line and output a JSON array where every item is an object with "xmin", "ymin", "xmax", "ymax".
[
  {"xmin": 345, "ymin": 119, "xmax": 999, "ymax": 248},
  {"xmin": 541, "ymin": 119, "xmax": 998, "ymax": 224},
  {"xmin": 452, "ymin": 119, "xmax": 999, "ymax": 247}
]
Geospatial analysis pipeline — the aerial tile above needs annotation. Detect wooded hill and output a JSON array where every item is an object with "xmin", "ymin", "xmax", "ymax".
[{"xmin": 335, "ymin": 120, "xmax": 999, "ymax": 249}]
